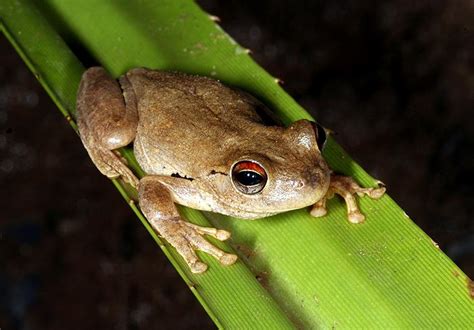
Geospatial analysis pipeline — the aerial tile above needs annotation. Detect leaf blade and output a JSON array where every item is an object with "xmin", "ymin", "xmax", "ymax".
[{"xmin": 1, "ymin": 0, "xmax": 472, "ymax": 328}]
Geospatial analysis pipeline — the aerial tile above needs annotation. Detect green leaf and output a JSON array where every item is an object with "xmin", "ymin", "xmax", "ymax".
[{"xmin": 1, "ymin": 0, "xmax": 472, "ymax": 328}]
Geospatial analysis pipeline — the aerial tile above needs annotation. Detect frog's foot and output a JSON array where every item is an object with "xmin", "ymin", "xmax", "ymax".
[
  {"xmin": 311, "ymin": 175, "xmax": 385, "ymax": 223},
  {"xmin": 160, "ymin": 219, "xmax": 238, "ymax": 273},
  {"xmin": 310, "ymin": 196, "xmax": 328, "ymax": 217},
  {"xmin": 139, "ymin": 176, "xmax": 238, "ymax": 273}
]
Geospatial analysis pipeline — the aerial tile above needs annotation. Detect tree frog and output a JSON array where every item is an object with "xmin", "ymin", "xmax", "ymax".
[{"xmin": 76, "ymin": 67, "xmax": 385, "ymax": 273}]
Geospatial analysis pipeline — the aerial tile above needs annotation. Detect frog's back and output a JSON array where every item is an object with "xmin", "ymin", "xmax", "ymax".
[{"xmin": 127, "ymin": 69, "xmax": 265, "ymax": 176}]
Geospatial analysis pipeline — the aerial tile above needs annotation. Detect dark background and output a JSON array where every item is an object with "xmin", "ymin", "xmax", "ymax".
[{"xmin": 1, "ymin": 1, "xmax": 472, "ymax": 329}]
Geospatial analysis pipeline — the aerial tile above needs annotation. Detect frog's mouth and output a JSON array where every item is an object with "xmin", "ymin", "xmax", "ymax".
[
  {"xmin": 213, "ymin": 197, "xmax": 312, "ymax": 220},
  {"xmin": 228, "ymin": 209, "xmax": 280, "ymax": 220}
]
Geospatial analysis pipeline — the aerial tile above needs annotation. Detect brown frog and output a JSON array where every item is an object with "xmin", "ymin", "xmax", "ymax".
[{"xmin": 76, "ymin": 67, "xmax": 385, "ymax": 273}]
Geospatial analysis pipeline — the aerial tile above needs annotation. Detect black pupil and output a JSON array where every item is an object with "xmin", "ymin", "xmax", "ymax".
[{"xmin": 235, "ymin": 171, "xmax": 262, "ymax": 186}]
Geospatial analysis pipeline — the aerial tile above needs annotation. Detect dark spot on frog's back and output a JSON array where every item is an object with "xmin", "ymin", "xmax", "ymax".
[
  {"xmin": 171, "ymin": 172, "xmax": 194, "ymax": 181},
  {"xmin": 209, "ymin": 170, "xmax": 228, "ymax": 176}
]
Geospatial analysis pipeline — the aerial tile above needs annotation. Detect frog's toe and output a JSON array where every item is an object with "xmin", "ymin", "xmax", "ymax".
[
  {"xmin": 310, "ymin": 197, "xmax": 327, "ymax": 217},
  {"xmin": 220, "ymin": 253, "xmax": 238, "ymax": 265},
  {"xmin": 184, "ymin": 222, "xmax": 232, "ymax": 241},
  {"xmin": 215, "ymin": 230, "xmax": 231, "ymax": 241},
  {"xmin": 344, "ymin": 178, "xmax": 386, "ymax": 200},
  {"xmin": 348, "ymin": 211, "xmax": 365, "ymax": 224},
  {"xmin": 366, "ymin": 186, "xmax": 386, "ymax": 199},
  {"xmin": 163, "ymin": 228, "xmax": 209, "ymax": 273},
  {"xmin": 310, "ymin": 207, "xmax": 327, "ymax": 217},
  {"xmin": 187, "ymin": 230, "xmax": 238, "ymax": 267},
  {"xmin": 190, "ymin": 261, "xmax": 208, "ymax": 274}
]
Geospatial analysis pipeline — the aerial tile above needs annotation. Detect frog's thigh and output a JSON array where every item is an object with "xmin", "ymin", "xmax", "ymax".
[
  {"xmin": 77, "ymin": 67, "xmax": 139, "ymax": 187},
  {"xmin": 139, "ymin": 176, "xmax": 237, "ymax": 273},
  {"xmin": 77, "ymin": 67, "xmax": 138, "ymax": 148}
]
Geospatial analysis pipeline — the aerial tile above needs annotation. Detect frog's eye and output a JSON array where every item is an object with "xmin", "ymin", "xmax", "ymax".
[
  {"xmin": 231, "ymin": 160, "xmax": 267, "ymax": 195},
  {"xmin": 311, "ymin": 122, "xmax": 327, "ymax": 151}
]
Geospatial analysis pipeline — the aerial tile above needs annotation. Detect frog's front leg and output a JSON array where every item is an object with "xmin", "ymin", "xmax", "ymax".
[
  {"xmin": 311, "ymin": 174, "xmax": 386, "ymax": 223},
  {"xmin": 139, "ymin": 176, "xmax": 238, "ymax": 273},
  {"xmin": 77, "ymin": 67, "xmax": 139, "ymax": 188}
]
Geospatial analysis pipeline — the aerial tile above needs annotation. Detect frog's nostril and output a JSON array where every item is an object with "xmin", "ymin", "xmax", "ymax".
[
  {"xmin": 291, "ymin": 179, "xmax": 305, "ymax": 189},
  {"xmin": 304, "ymin": 169, "xmax": 325, "ymax": 190}
]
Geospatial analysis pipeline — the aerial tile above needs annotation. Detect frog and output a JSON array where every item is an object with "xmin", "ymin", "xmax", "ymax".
[{"xmin": 76, "ymin": 67, "xmax": 385, "ymax": 273}]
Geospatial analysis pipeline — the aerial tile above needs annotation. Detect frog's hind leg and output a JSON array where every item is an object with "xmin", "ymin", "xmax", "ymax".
[
  {"xmin": 77, "ymin": 67, "xmax": 139, "ymax": 188},
  {"xmin": 139, "ymin": 176, "xmax": 238, "ymax": 273}
]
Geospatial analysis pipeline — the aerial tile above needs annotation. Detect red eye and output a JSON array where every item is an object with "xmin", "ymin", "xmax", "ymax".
[{"xmin": 232, "ymin": 161, "xmax": 267, "ymax": 194}]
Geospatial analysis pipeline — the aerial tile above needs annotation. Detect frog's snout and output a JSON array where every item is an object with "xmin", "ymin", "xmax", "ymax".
[
  {"xmin": 299, "ymin": 166, "xmax": 328, "ymax": 189},
  {"xmin": 300, "ymin": 165, "xmax": 331, "ymax": 201}
]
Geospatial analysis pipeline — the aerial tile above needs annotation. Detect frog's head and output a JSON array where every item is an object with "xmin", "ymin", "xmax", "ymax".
[{"xmin": 209, "ymin": 119, "xmax": 331, "ymax": 219}]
